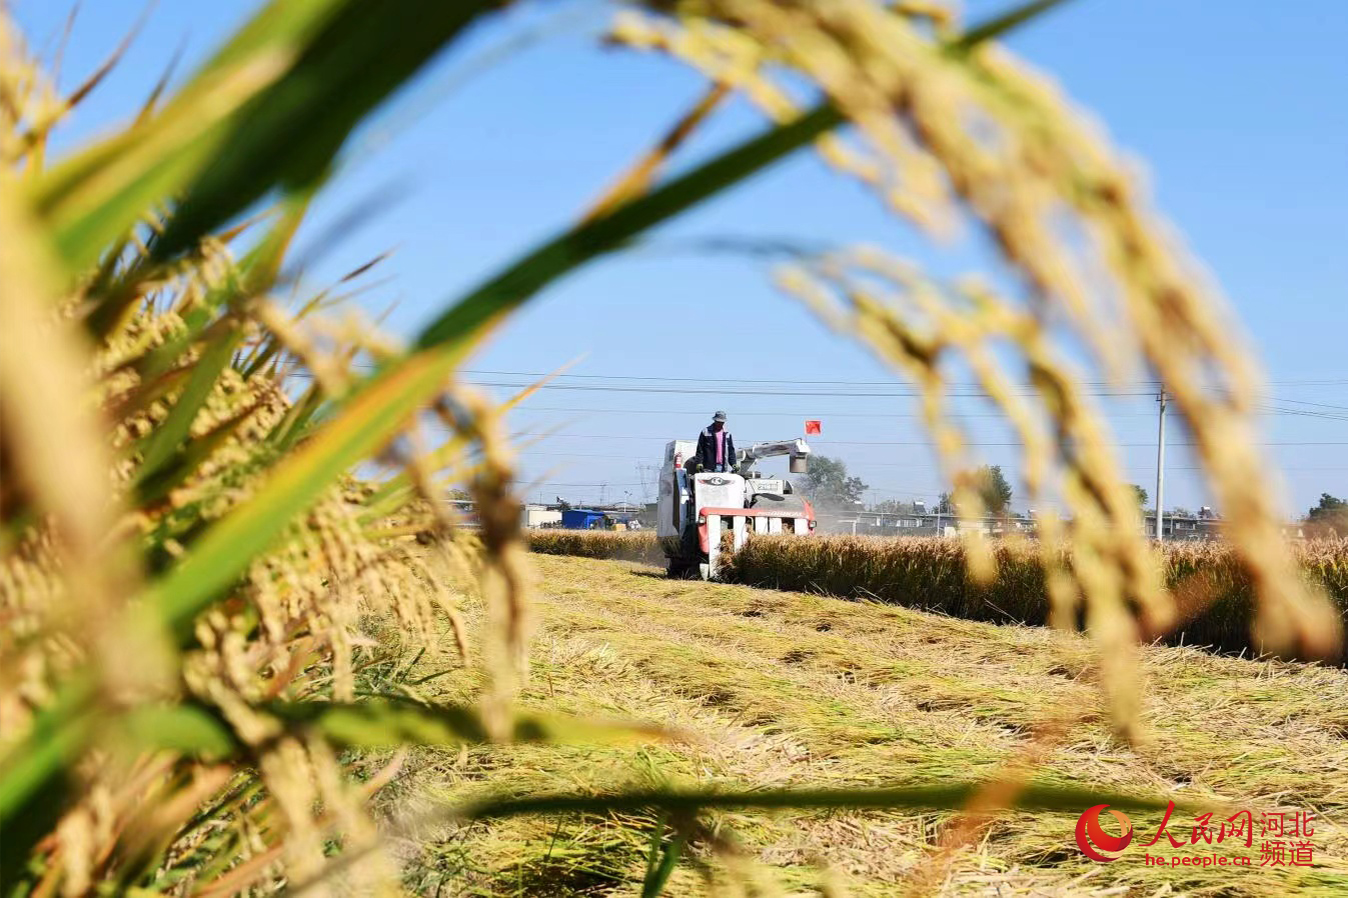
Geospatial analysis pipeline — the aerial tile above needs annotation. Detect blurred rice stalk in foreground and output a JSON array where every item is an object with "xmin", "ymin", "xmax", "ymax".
[
  {"xmin": 0, "ymin": 2, "xmax": 548, "ymax": 892},
  {"xmin": 614, "ymin": 0, "xmax": 1342, "ymax": 740}
]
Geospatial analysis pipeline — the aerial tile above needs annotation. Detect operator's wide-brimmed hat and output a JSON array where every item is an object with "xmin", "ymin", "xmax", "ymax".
[{"xmin": 712, "ymin": 410, "xmax": 727, "ymax": 422}]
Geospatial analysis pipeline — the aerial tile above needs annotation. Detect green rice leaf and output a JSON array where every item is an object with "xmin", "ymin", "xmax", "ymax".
[
  {"xmin": 457, "ymin": 782, "xmax": 1192, "ymax": 822},
  {"xmin": 32, "ymin": 55, "xmax": 288, "ymax": 275},
  {"xmin": 33, "ymin": 0, "xmax": 499, "ymax": 276},
  {"xmin": 135, "ymin": 400, "xmax": 263, "ymax": 505},
  {"xmin": 267, "ymin": 697, "xmax": 670, "ymax": 749},
  {"xmin": 119, "ymin": 705, "xmax": 241, "ymax": 760},
  {"xmin": 949, "ymin": 0, "xmax": 1074, "ymax": 54},
  {"xmin": 153, "ymin": 0, "xmax": 501, "ymax": 260},
  {"xmin": 113, "ymin": 699, "xmax": 667, "ymax": 761},
  {"xmin": 135, "ymin": 326, "xmax": 242, "ymax": 482},
  {"xmin": 411, "ymin": 0, "xmax": 1062, "ymax": 350}
]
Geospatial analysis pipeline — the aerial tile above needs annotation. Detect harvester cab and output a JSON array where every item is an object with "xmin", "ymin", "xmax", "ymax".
[{"xmin": 656, "ymin": 437, "xmax": 815, "ymax": 579}]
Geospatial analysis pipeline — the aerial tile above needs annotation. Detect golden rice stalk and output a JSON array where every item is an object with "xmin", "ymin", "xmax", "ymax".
[
  {"xmin": 0, "ymin": 164, "xmax": 173, "ymax": 718},
  {"xmin": 1, "ymin": 7, "xmax": 553, "ymax": 892},
  {"xmin": 778, "ymin": 254, "xmax": 1164, "ymax": 735},
  {"xmin": 0, "ymin": 18, "xmax": 62, "ymax": 167},
  {"xmin": 437, "ymin": 390, "xmax": 533, "ymax": 739}
]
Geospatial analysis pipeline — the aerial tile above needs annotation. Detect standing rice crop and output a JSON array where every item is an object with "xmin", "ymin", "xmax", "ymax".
[
  {"xmin": 725, "ymin": 535, "xmax": 1348, "ymax": 658},
  {"xmin": 526, "ymin": 529, "xmax": 666, "ymax": 564}
]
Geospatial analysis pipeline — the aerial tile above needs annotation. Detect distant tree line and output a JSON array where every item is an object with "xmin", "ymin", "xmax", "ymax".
[
  {"xmin": 795, "ymin": 455, "xmax": 869, "ymax": 509},
  {"xmin": 1306, "ymin": 493, "xmax": 1347, "ymax": 537}
]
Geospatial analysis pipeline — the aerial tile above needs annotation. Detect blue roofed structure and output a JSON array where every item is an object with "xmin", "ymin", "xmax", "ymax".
[{"xmin": 560, "ymin": 508, "xmax": 608, "ymax": 530}]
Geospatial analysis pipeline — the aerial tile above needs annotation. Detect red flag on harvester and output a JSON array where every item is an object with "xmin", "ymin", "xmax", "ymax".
[{"xmin": 804, "ymin": 420, "xmax": 822, "ymax": 435}]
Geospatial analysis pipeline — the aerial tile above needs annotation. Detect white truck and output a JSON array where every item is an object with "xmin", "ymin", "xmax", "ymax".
[{"xmin": 656, "ymin": 437, "xmax": 815, "ymax": 579}]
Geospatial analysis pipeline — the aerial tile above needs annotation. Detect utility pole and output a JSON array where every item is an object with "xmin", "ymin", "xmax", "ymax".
[{"xmin": 1154, "ymin": 390, "xmax": 1167, "ymax": 541}]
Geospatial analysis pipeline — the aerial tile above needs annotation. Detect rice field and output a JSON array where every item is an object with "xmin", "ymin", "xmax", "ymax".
[
  {"xmin": 526, "ymin": 531, "xmax": 1348, "ymax": 660},
  {"xmin": 382, "ymin": 553, "xmax": 1348, "ymax": 896},
  {"xmin": 5, "ymin": 1, "xmax": 1344, "ymax": 894}
]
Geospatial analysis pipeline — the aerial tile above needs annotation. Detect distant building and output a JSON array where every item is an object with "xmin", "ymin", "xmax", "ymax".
[
  {"xmin": 1141, "ymin": 511, "xmax": 1222, "ymax": 541},
  {"xmin": 561, "ymin": 509, "xmax": 608, "ymax": 530},
  {"xmin": 522, "ymin": 505, "xmax": 562, "ymax": 529},
  {"xmin": 559, "ymin": 508, "xmax": 639, "ymax": 530}
]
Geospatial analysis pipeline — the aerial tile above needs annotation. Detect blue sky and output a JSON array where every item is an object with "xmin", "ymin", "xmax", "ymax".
[{"xmin": 14, "ymin": 0, "xmax": 1347, "ymax": 513}]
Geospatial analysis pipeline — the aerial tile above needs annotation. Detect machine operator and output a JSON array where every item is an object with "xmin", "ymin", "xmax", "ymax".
[{"xmin": 694, "ymin": 411, "xmax": 736, "ymax": 473}]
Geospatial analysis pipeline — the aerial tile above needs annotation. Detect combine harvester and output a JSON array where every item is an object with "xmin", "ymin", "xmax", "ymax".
[{"xmin": 656, "ymin": 438, "xmax": 815, "ymax": 579}]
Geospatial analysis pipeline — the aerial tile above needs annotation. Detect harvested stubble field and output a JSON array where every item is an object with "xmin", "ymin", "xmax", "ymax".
[
  {"xmin": 386, "ymin": 553, "xmax": 1348, "ymax": 896},
  {"xmin": 527, "ymin": 532, "xmax": 1348, "ymax": 660}
]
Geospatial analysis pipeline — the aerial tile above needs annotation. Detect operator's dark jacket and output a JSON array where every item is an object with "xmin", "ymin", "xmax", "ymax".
[{"xmin": 694, "ymin": 427, "xmax": 736, "ymax": 472}]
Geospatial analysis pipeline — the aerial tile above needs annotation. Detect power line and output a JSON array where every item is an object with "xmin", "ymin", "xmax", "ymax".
[
  {"xmin": 462, "ymin": 369, "xmax": 1162, "ymax": 388},
  {"xmin": 502, "ymin": 404, "xmax": 1347, "ymax": 422},
  {"xmin": 505, "ymin": 405, "xmax": 1162, "ymax": 418},
  {"xmin": 283, "ymin": 367, "xmax": 1348, "ymax": 407},
  {"xmin": 501, "ymin": 431, "xmax": 1348, "ymax": 447},
  {"xmin": 472, "ymin": 380, "xmax": 1348, "ymax": 410},
  {"xmin": 509, "ymin": 449, "xmax": 1348, "ymax": 472},
  {"xmin": 1264, "ymin": 396, "xmax": 1348, "ymax": 413},
  {"xmin": 464, "ymin": 368, "xmax": 1348, "ymax": 389},
  {"xmin": 1255, "ymin": 404, "xmax": 1348, "ymax": 422},
  {"xmin": 286, "ymin": 371, "xmax": 1164, "ymax": 398},
  {"xmin": 286, "ymin": 369, "xmax": 1348, "ymax": 395},
  {"xmin": 469, "ymin": 381, "xmax": 1166, "ymax": 398}
]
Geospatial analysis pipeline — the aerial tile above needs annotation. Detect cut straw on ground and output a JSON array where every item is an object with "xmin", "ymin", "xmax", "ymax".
[
  {"xmin": 381, "ymin": 553, "xmax": 1348, "ymax": 896},
  {"xmin": 527, "ymin": 531, "xmax": 1348, "ymax": 662}
]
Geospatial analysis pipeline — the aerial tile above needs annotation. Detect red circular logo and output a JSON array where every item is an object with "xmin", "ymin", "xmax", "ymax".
[{"xmin": 1075, "ymin": 804, "xmax": 1133, "ymax": 862}]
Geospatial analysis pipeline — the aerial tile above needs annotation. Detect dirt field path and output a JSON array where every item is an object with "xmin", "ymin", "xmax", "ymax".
[{"xmin": 395, "ymin": 555, "xmax": 1348, "ymax": 896}]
